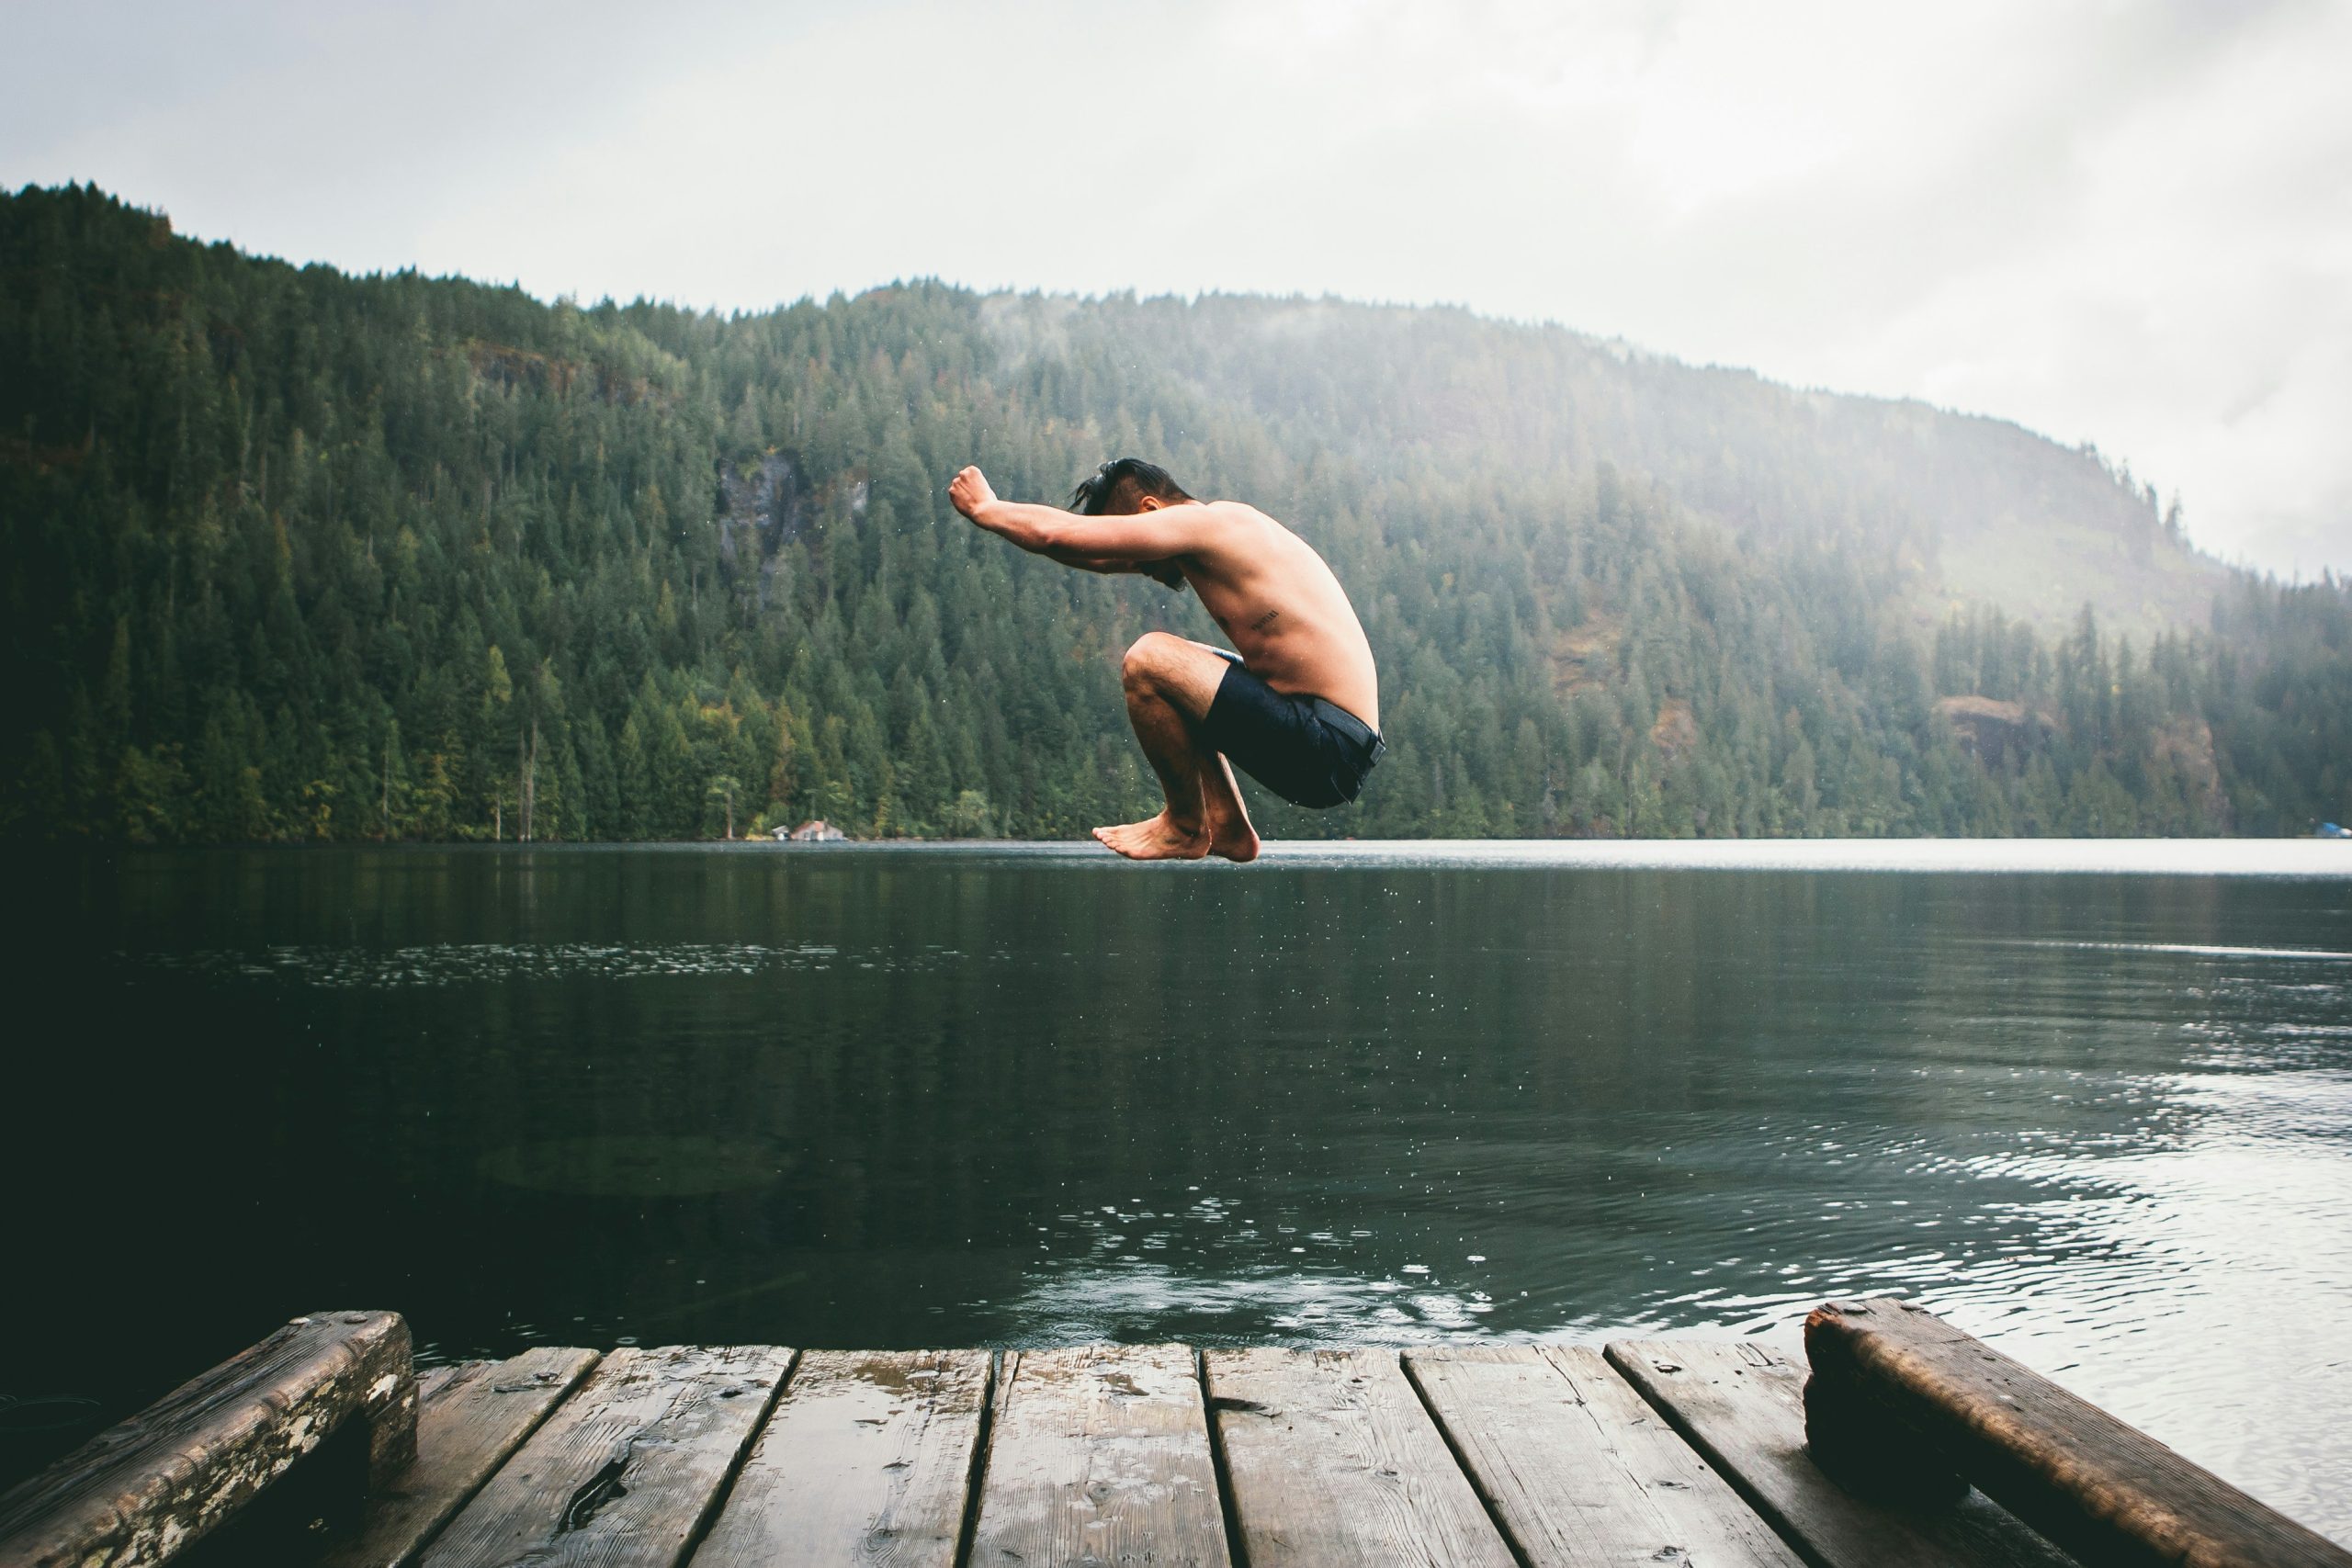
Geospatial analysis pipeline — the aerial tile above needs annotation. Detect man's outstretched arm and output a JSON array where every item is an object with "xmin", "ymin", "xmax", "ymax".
[
  {"xmin": 1051, "ymin": 550, "xmax": 1190, "ymax": 590},
  {"xmin": 949, "ymin": 465, "xmax": 1212, "ymax": 564}
]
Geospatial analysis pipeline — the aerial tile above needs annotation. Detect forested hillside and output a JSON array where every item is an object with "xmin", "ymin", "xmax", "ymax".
[{"xmin": 3, "ymin": 184, "xmax": 2346, "ymax": 843}]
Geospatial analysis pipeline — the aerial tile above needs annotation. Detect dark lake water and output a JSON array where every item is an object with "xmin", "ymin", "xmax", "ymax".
[{"xmin": 6, "ymin": 841, "xmax": 2349, "ymax": 1537}]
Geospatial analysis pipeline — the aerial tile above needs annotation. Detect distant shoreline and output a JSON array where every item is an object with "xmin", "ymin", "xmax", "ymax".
[{"xmin": 68, "ymin": 836, "xmax": 2352, "ymax": 878}]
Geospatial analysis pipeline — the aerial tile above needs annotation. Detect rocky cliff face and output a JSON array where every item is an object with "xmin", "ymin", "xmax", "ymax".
[
  {"xmin": 716, "ymin": 453, "xmax": 806, "ymax": 608},
  {"xmin": 1934, "ymin": 695, "xmax": 2052, "ymax": 770}
]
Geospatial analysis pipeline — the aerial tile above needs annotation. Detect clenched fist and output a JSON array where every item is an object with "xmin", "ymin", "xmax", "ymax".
[{"xmin": 948, "ymin": 465, "xmax": 997, "ymax": 523}]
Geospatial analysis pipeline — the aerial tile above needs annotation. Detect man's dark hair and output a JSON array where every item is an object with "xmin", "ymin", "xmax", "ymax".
[{"xmin": 1070, "ymin": 457, "xmax": 1194, "ymax": 515}]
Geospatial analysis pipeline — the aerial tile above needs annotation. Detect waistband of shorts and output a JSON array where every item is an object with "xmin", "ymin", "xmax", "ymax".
[{"xmin": 1309, "ymin": 696, "xmax": 1385, "ymax": 757}]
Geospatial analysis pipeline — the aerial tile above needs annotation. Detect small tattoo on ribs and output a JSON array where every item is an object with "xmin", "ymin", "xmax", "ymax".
[{"xmin": 1251, "ymin": 608, "xmax": 1282, "ymax": 632}]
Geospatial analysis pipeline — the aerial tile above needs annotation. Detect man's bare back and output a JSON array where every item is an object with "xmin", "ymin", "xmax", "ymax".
[
  {"xmin": 1169, "ymin": 502, "xmax": 1379, "ymax": 732},
  {"xmin": 949, "ymin": 459, "xmax": 1384, "ymax": 859}
]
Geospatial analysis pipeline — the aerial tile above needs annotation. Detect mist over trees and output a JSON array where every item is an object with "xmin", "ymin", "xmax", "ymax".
[{"xmin": 3, "ymin": 184, "xmax": 2346, "ymax": 843}]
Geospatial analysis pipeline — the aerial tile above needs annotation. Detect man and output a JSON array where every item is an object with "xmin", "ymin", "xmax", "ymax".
[{"xmin": 948, "ymin": 457, "xmax": 1383, "ymax": 861}]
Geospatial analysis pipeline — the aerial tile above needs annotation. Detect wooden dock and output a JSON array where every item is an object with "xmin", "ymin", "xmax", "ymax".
[
  {"xmin": 239, "ymin": 1337, "xmax": 2062, "ymax": 1568},
  {"xmin": 5, "ymin": 1301, "xmax": 2346, "ymax": 1567}
]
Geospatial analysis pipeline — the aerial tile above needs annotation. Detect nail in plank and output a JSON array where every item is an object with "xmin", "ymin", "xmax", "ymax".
[
  {"xmin": 692, "ymin": 1348, "xmax": 986, "ymax": 1568},
  {"xmin": 1207, "ymin": 1347, "xmax": 1513, "ymax": 1568},
  {"xmin": 418, "ymin": 1344, "xmax": 792, "ymax": 1568},
  {"xmin": 323, "ymin": 1347, "xmax": 601, "ymax": 1568},
  {"xmin": 969, "ymin": 1344, "xmax": 1227, "ymax": 1567},
  {"xmin": 1408, "ymin": 1343, "xmax": 1805, "ymax": 1568}
]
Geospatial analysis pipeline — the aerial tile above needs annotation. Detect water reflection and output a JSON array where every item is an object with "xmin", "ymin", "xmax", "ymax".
[{"xmin": 5, "ymin": 843, "xmax": 2347, "ymax": 1534}]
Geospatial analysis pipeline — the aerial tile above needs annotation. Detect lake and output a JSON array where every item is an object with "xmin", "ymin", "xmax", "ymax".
[{"xmin": 6, "ymin": 840, "xmax": 2349, "ymax": 1538}]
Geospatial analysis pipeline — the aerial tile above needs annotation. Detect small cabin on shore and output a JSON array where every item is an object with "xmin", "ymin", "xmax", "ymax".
[{"xmin": 779, "ymin": 818, "xmax": 845, "ymax": 842}]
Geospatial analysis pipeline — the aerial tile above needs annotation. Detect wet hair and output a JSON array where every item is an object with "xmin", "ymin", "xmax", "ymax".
[{"xmin": 1069, "ymin": 457, "xmax": 1195, "ymax": 515}]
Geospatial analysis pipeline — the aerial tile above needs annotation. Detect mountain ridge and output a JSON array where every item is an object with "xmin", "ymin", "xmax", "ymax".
[
  {"xmin": 951, "ymin": 286, "xmax": 2233, "ymax": 637},
  {"xmin": 2, "ymin": 183, "xmax": 2343, "ymax": 843}
]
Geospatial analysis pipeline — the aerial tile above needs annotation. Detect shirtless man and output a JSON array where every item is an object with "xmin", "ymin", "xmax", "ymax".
[{"xmin": 948, "ymin": 457, "xmax": 1383, "ymax": 862}]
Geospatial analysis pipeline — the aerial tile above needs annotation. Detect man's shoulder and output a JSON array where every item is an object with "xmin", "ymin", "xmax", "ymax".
[
  {"xmin": 1197, "ymin": 499, "xmax": 1279, "ymax": 532},
  {"xmin": 1180, "ymin": 502, "xmax": 1283, "ymax": 561}
]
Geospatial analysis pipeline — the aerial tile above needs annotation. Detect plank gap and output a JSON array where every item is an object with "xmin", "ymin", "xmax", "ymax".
[
  {"xmin": 968, "ymin": 1345, "xmax": 1228, "ymax": 1565},
  {"xmin": 1196, "ymin": 1346, "xmax": 1255, "ymax": 1568},
  {"xmin": 1397, "ymin": 1350, "xmax": 1538, "ymax": 1568},
  {"xmin": 949, "ymin": 1348, "xmax": 999, "ymax": 1568},
  {"xmin": 676, "ymin": 1348, "xmax": 799, "ymax": 1565},
  {"xmin": 1602, "ymin": 1343, "xmax": 1802, "ymax": 1545},
  {"xmin": 409, "ymin": 1355, "xmax": 595, "ymax": 1553},
  {"xmin": 419, "ymin": 1343, "xmax": 796, "ymax": 1568},
  {"xmin": 1207, "ymin": 1346, "xmax": 1514, "ymax": 1567},
  {"xmin": 1603, "ymin": 1339, "xmax": 2076, "ymax": 1568},
  {"xmin": 695, "ymin": 1348, "xmax": 989, "ymax": 1567}
]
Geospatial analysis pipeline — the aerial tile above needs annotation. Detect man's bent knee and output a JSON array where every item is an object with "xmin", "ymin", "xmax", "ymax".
[
  {"xmin": 1122, "ymin": 632, "xmax": 1186, "ymax": 693},
  {"xmin": 1121, "ymin": 631, "xmax": 1228, "ymax": 719}
]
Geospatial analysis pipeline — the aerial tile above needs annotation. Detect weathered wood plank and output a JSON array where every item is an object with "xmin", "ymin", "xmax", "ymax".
[
  {"xmin": 1406, "ymin": 1343, "xmax": 1804, "ymax": 1567},
  {"xmin": 322, "ymin": 1346, "xmax": 601, "ymax": 1568},
  {"xmin": 689, "ymin": 1348, "xmax": 987, "ymax": 1568},
  {"xmin": 1605, "ymin": 1339, "xmax": 2075, "ymax": 1568},
  {"xmin": 417, "ymin": 1344, "xmax": 792, "ymax": 1568},
  {"xmin": 1206, "ymin": 1347, "xmax": 1513, "ymax": 1568},
  {"xmin": 967, "ymin": 1344, "xmax": 1227, "ymax": 1567},
  {"xmin": 1805, "ymin": 1297, "xmax": 2352, "ymax": 1568},
  {"xmin": 0, "ymin": 1310, "xmax": 416, "ymax": 1568}
]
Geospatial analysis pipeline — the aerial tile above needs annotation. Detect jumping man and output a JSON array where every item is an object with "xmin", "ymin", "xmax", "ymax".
[{"xmin": 948, "ymin": 457, "xmax": 1384, "ymax": 862}]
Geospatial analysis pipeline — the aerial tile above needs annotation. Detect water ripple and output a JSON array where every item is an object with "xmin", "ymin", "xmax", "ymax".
[{"xmin": 126, "ymin": 941, "xmax": 970, "ymax": 987}]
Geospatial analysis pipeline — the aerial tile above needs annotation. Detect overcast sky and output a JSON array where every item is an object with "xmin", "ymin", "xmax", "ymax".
[{"xmin": 8, "ymin": 0, "xmax": 2347, "ymax": 575}]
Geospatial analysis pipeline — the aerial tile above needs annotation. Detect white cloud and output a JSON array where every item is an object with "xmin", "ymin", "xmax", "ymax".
[{"xmin": 6, "ymin": 0, "xmax": 2347, "ymax": 573}]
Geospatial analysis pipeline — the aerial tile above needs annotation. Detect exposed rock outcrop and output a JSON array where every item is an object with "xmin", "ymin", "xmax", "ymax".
[{"xmin": 1935, "ymin": 695, "xmax": 2052, "ymax": 768}]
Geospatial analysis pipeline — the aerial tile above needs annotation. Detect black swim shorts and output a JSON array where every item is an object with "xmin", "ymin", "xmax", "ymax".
[{"xmin": 1202, "ymin": 649, "xmax": 1385, "ymax": 808}]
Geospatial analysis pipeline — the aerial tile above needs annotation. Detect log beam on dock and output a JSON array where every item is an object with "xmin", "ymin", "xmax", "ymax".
[
  {"xmin": 322, "ymin": 1346, "xmax": 600, "ymax": 1568},
  {"xmin": 1604, "ymin": 1338, "xmax": 2077, "ymax": 1568},
  {"xmin": 0, "ymin": 1311, "xmax": 414, "ymax": 1568},
  {"xmin": 1803, "ymin": 1296, "xmax": 2352, "ymax": 1568},
  {"xmin": 13, "ymin": 1307, "xmax": 2343, "ymax": 1568}
]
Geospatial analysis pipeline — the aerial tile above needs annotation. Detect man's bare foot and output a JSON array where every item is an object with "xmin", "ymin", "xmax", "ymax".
[
  {"xmin": 1204, "ymin": 800, "xmax": 1260, "ymax": 863},
  {"xmin": 1203, "ymin": 754, "xmax": 1260, "ymax": 862},
  {"xmin": 1092, "ymin": 812, "xmax": 1211, "ymax": 861}
]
